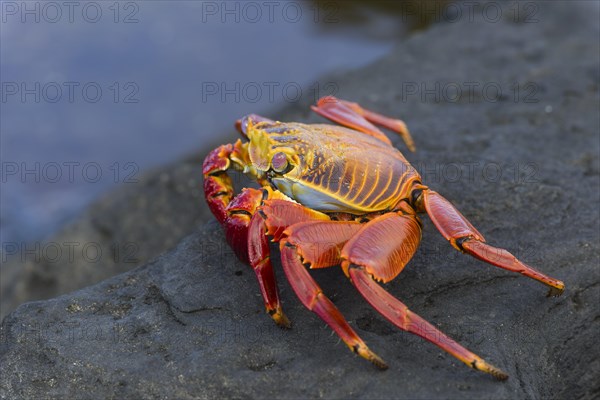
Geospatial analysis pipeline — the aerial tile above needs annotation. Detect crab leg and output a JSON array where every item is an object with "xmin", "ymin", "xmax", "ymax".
[
  {"xmin": 339, "ymin": 212, "xmax": 508, "ymax": 380},
  {"xmin": 279, "ymin": 231, "xmax": 387, "ymax": 369},
  {"xmin": 273, "ymin": 216, "xmax": 387, "ymax": 368},
  {"xmin": 247, "ymin": 211, "xmax": 291, "ymax": 328},
  {"xmin": 340, "ymin": 213, "xmax": 422, "ymax": 283},
  {"xmin": 311, "ymin": 96, "xmax": 416, "ymax": 151},
  {"xmin": 422, "ymin": 189, "xmax": 565, "ymax": 296},
  {"xmin": 203, "ymin": 147, "xmax": 290, "ymax": 327},
  {"xmin": 259, "ymin": 198, "xmax": 331, "ymax": 242},
  {"xmin": 226, "ymin": 189, "xmax": 291, "ymax": 327},
  {"xmin": 346, "ymin": 266, "xmax": 509, "ymax": 380}
]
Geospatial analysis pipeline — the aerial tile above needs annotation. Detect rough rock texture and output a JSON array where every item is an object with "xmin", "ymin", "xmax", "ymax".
[
  {"xmin": 1, "ymin": 156, "xmax": 214, "ymax": 319},
  {"xmin": 2, "ymin": 1, "xmax": 599, "ymax": 399}
]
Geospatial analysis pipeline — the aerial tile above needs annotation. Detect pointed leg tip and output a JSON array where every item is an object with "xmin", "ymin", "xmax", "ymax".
[
  {"xmin": 395, "ymin": 123, "xmax": 416, "ymax": 152},
  {"xmin": 277, "ymin": 317, "xmax": 292, "ymax": 330},
  {"xmin": 488, "ymin": 370, "xmax": 509, "ymax": 381},
  {"xmin": 546, "ymin": 282, "xmax": 565, "ymax": 297},
  {"xmin": 269, "ymin": 308, "xmax": 292, "ymax": 329},
  {"xmin": 472, "ymin": 359, "xmax": 509, "ymax": 381},
  {"xmin": 368, "ymin": 353, "xmax": 389, "ymax": 371},
  {"xmin": 375, "ymin": 360, "xmax": 389, "ymax": 371},
  {"xmin": 488, "ymin": 366, "xmax": 509, "ymax": 381},
  {"xmin": 353, "ymin": 344, "xmax": 388, "ymax": 370},
  {"xmin": 369, "ymin": 353, "xmax": 389, "ymax": 370}
]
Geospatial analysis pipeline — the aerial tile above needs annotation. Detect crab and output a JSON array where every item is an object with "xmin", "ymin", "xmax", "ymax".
[{"xmin": 202, "ymin": 96, "xmax": 565, "ymax": 380}]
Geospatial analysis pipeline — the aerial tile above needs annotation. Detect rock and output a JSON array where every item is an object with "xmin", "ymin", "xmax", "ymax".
[
  {"xmin": 2, "ymin": 1, "xmax": 599, "ymax": 398},
  {"xmin": 1, "ymin": 220, "xmax": 598, "ymax": 399},
  {"xmin": 1, "ymin": 156, "xmax": 214, "ymax": 319}
]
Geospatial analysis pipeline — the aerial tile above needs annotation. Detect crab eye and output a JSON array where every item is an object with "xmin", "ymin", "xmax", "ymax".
[{"xmin": 271, "ymin": 152, "xmax": 288, "ymax": 172}]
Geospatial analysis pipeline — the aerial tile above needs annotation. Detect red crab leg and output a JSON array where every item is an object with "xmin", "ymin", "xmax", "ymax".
[
  {"xmin": 311, "ymin": 97, "xmax": 391, "ymax": 144},
  {"xmin": 340, "ymin": 213, "xmax": 422, "ymax": 283},
  {"xmin": 260, "ymin": 198, "xmax": 331, "ymax": 242},
  {"xmin": 338, "ymin": 212, "xmax": 508, "ymax": 380},
  {"xmin": 421, "ymin": 189, "xmax": 565, "ymax": 296},
  {"xmin": 280, "ymin": 237, "xmax": 387, "ymax": 369},
  {"xmin": 311, "ymin": 96, "xmax": 416, "ymax": 151},
  {"xmin": 203, "ymin": 146, "xmax": 290, "ymax": 327},
  {"xmin": 283, "ymin": 220, "xmax": 363, "ymax": 269},
  {"xmin": 223, "ymin": 188, "xmax": 291, "ymax": 328},
  {"xmin": 346, "ymin": 266, "xmax": 509, "ymax": 380},
  {"xmin": 248, "ymin": 211, "xmax": 291, "ymax": 328}
]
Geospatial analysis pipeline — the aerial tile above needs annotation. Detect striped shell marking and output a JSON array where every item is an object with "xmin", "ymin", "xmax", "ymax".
[{"xmin": 250, "ymin": 122, "xmax": 420, "ymax": 214}]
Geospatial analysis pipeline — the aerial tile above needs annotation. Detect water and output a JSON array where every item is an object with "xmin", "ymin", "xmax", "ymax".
[{"xmin": 1, "ymin": 1, "xmax": 436, "ymax": 246}]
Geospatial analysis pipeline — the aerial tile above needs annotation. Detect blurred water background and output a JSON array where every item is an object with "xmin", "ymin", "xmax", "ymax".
[{"xmin": 1, "ymin": 1, "xmax": 446, "ymax": 247}]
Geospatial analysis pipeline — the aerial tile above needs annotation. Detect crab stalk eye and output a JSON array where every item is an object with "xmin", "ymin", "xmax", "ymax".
[{"xmin": 271, "ymin": 152, "xmax": 288, "ymax": 173}]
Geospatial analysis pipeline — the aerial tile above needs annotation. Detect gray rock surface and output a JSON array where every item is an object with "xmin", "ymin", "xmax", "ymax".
[
  {"xmin": 1, "ymin": 156, "xmax": 214, "ymax": 320},
  {"xmin": 2, "ymin": 1, "xmax": 599, "ymax": 399}
]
